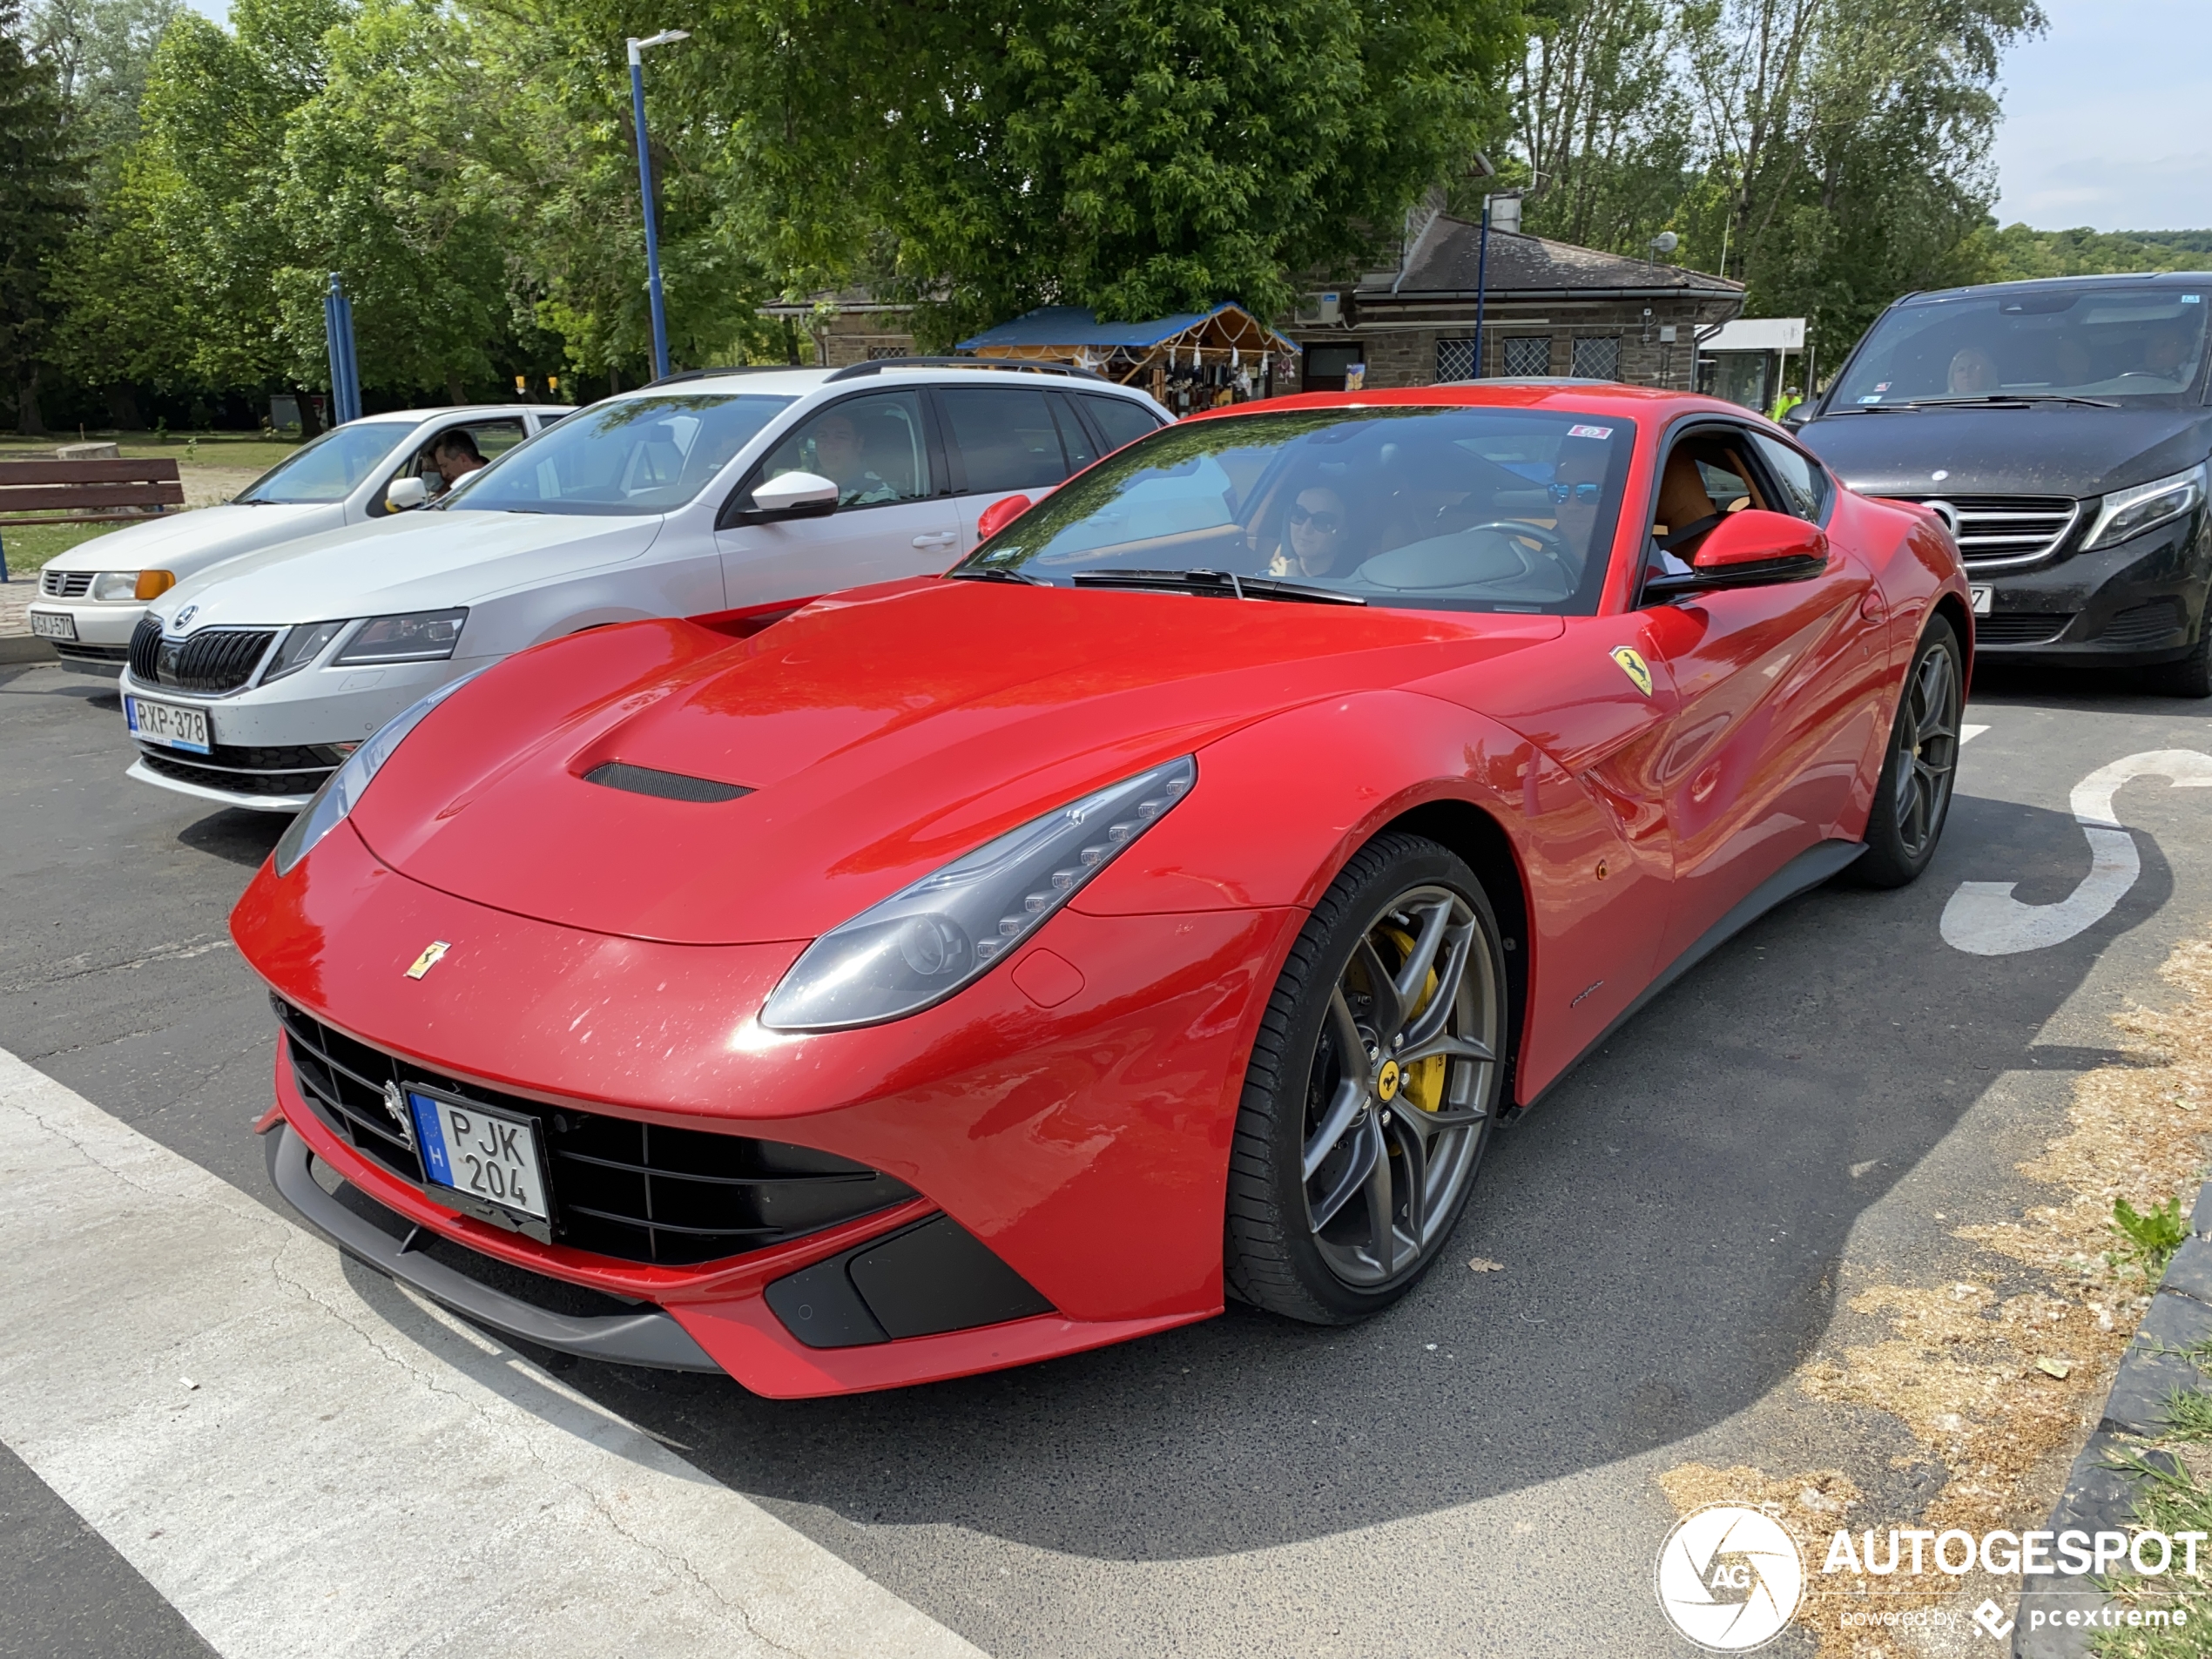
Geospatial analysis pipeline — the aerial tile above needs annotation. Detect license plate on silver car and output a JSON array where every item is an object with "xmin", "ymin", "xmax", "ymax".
[
  {"xmin": 125, "ymin": 694, "xmax": 211, "ymax": 753},
  {"xmin": 1970, "ymin": 585, "xmax": 1993, "ymax": 615},
  {"xmin": 407, "ymin": 1089, "xmax": 550, "ymax": 1220},
  {"xmin": 29, "ymin": 610, "xmax": 76, "ymax": 640}
]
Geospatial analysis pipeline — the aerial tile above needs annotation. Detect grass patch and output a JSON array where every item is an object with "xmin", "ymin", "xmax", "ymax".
[
  {"xmin": 0, "ymin": 521, "xmax": 124, "ymax": 574},
  {"xmin": 0, "ymin": 429, "xmax": 300, "ymax": 471},
  {"xmin": 2092, "ymin": 1450, "xmax": 2212, "ymax": 1655}
]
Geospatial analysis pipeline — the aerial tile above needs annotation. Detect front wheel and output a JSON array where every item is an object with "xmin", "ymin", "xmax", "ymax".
[
  {"xmin": 2147, "ymin": 619, "xmax": 2212, "ymax": 699},
  {"xmin": 1224, "ymin": 833, "xmax": 1508, "ymax": 1325},
  {"xmin": 1852, "ymin": 617, "xmax": 1963, "ymax": 888}
]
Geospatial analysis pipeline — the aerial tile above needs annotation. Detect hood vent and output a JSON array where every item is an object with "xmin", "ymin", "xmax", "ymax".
[{"xmin": 582, "ymin": 761, "xmax": 752, "ymax": 804}]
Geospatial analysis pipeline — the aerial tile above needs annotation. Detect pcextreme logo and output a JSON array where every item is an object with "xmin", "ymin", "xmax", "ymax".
[{"xmin": 1655, "ymin": 1505, "xmax": 1804, "ymax": 1652}]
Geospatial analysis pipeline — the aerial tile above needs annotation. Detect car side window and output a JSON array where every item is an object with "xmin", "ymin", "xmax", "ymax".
[
  {"xmin": 374, "ymin": 418, "xmax": 526, "ymax": 514},
  {"xmin": 749, "ymin": 391, "xmax": 934, "ymax": 509},
  {"xmin": 1051, "ymin": 395, "xmax": 1098, "ymax": 473},
  {"xmin": 940, "ymin": 387, "xmax": 1075, "ymax": 495},
  {"xmin": 1748, "ymin": 432, "xmax": 1832, "ymax": 523},
  {"xmin": 1640, "ymin": 428, "xmax": 1770, "ymax": 592},
  {"xmin": 1080, "ymin": 392, "xmax": 1163, "ymax": 453}
]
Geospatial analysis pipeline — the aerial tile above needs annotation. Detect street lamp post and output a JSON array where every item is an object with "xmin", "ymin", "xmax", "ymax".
[{"xmin": 627, "ymin": 29, "xmax": 689, "ymax": 382}]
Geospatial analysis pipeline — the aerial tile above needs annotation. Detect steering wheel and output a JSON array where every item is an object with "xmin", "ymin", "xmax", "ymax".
[{"xmin": 1459, "ymin": 519, "xmax": 1572, "ymax": 581}]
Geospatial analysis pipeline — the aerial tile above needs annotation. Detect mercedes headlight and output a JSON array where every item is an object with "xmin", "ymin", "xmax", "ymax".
[
  {"xmin": 334, "ymin": 608, "xmax": 469, "ymax": 664},
  {"xmin": 760, "ymin": 755, "xmax": 1197, "ymax": 1032},
  {"xmin": 2082, "ymin": 463, "xmax": 2207, "ymax": 552},
  {"xmin": 273, "ymin": 669, "xmax": 486, "ymax": 875},
  {"xmin": 261, "ymin": 620, "xmax": 347, "ymax": 683}
]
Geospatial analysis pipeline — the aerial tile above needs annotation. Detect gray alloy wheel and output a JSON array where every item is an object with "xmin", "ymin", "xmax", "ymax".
[
  {"xmin": 1225, "ymin": 833, "xmax": 1507, "ymax": 1323},
  {"xmin": 1852, "ymin": 617, "xmax": 1963, "ymax": 888}
]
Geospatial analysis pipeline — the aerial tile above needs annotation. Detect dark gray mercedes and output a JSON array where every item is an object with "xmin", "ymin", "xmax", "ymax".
[{"xmin": 1790, "ymin": 273, "xmax": 2212, "ymax": 695}]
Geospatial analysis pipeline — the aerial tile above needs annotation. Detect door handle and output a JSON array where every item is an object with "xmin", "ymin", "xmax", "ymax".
[{"xmin": 912, "ymin": 532, "xmax": 958, "ymax": 549}]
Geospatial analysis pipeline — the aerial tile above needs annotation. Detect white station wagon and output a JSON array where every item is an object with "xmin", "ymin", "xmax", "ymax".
[
  {"xmin": 118, "ymin": 361, "xmax": 1168, "ymax": 811},
  {"xmin": 28, "ymin": 406, "xmax": 570, "ymax": 674}
]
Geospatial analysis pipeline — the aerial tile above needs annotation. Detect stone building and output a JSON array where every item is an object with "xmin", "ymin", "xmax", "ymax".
[
  {"xmin": 758, "ymin": 290, "xmax": 919, "ymax": 368},
  {"xmin": 1285, "ymin": 214, "xmax": 1744, "ymax": 393}
]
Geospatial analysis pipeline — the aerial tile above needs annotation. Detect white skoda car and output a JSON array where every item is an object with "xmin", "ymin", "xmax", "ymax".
[
  {"xmin": 28, "ymin": 406, "xmax": 569, "ymax": 674},
  {"xmin": 118, "ymin": 362, "xmax": 1167, "ymax": 811}
]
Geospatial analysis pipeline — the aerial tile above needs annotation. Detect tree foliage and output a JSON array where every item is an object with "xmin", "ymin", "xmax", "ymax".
[{"xmin": 1, "ymin": 0, "xmax": 84, "ymax": 432}]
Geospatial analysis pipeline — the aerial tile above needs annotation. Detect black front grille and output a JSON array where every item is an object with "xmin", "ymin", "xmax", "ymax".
[
  {"xmin": 42, "ymin": 570, "xmax": 92, "ymax": 597},
  {"xmin": 128, "ymin": 615, "xmax": 276, "ymax": 693},
  {"xmin": 55, "ymin": 642, "xmax": 130, "ymax": 664},
  {"xmin": 137, "ymin": 746, "xmax": 334, "ymax": 798},
  {"xmin": 275, "ymin": 999, "xmax": 915, "ymax": 1265},
  {"xmin": 1883, "ymin": 494, "xmax": 2077, "ymax": 567},
  {"xmin": 2101, "ymin": 597, "xmax": 2188, "ymax": 648},
  {"xmin": 1977, "ymin": 613, "xmax": 2074, "ymax": 645}
]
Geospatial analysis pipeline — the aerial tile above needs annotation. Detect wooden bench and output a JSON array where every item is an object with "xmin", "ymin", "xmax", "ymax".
[{"xmin": 0, "ymin": 458, "xmax": 186, "ymax": 526}]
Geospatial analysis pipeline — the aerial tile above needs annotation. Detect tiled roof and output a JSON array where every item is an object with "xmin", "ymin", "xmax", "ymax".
[{"xmin": 1370, "ymin": 218, "xmax": 1744, "ymax": 300}]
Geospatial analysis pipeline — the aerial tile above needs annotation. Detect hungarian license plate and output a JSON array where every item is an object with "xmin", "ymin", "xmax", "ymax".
[
  {"xmin": 29, "ymin": 610, "xmax": 76, "ymax": 640},
  {"xmin": 1970, "ymin": 585, "xmax": 1993, "ymax": 615},
  {"xmin": 407, "ymin": 1089, "xmax": 549, "ymax": 1219},
  {"xmin": 125, "ymin": 693, "xmax": 211, "ymax": 754}
]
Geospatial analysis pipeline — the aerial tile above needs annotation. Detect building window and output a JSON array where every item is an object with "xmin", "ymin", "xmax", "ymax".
[
  {"xmin": 1571, "ymin": 336, "xmax": 1621, "ymax": 380},
  {"xmin": 1501, "ymin": 336, "xmax": 1551, "ymax": 377},
  {"xmin": 1435, "ymin": 338, "xmax": 1478, "ymax": 382}
]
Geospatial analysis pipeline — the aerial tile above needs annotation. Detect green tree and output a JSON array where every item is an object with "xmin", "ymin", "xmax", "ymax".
[{"xmin": 1, "ymin": 0, "xmax": 83, "ymax": 434}]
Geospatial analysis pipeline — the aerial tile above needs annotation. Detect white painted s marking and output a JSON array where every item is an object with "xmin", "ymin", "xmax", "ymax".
[{"xmin": 1940, "ymin": 750, "xmax": 2212, "ymax": 956}]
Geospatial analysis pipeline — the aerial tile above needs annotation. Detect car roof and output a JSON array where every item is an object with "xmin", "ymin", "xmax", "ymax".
[
  {"xmin": 1903, "ymin": 271, "xmax": 2212, "ymax": 306},
  {"xmin": 347, "ymin": 406, "xmax": 572, "ymax": 424},
  {"xmin": 625, "ymin": 363, "xmax": 1161, "ymax": 400},
  {"xmin": 1180, "ymin": 381, "xmax": 1743, "ymax": 423}
]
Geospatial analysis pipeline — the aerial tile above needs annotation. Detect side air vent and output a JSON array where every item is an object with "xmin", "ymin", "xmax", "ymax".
[{"xmin": 582, "ymin": 762, "xmax": 752, "ymax": 803}]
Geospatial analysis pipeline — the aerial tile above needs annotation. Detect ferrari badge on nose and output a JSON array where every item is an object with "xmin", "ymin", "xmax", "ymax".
[
  {"xmin": 379, "ymin": 1081, "xmax": 416, "ymax": 1147},
  {"xmin": 1610, "ymin": 645, "xmax": 1654, "ymax": 698},
  {"xmin": 405, "ymin": 941, "xmax": 451, "ymax": 980}
]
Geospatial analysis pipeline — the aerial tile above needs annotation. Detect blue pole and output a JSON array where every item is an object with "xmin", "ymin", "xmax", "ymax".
[
  {"xmin": 326, "ymin": 274, "xmax": 363, "ymax": 423},
  {"xmin": 341, "ymin": 293, "xmax": 361, "ymax": 421},
  {"xmin": 630, "ymin": 51, "xmax": 671, "ymax": 381},
  {"xmin": 1472, "ymin": 199, "xmax": 1491, "ymax": 380}
]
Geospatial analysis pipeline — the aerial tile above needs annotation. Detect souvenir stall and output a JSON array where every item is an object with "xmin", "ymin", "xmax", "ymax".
[{"xmin": 956, "ymin": 303, "xmax": 1301, "ymax": 416}]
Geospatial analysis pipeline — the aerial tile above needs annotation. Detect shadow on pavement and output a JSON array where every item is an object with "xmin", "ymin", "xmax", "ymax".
[{"xmin": 178, "ymin": 810, "xmax": 287, "ymax": 869}]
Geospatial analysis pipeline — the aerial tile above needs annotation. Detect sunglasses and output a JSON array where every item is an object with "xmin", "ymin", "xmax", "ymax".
[
  {"xmin": 1548, "ymin": 481, "xmax": 1603, "ymax": 504},
  {"xmin": 1287, "ymin": 502, "xmax": 1343, "ymax": 534}
]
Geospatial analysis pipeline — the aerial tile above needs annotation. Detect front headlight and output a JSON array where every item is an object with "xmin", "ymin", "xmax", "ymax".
[
  {"xmin": 273, "ymin": 669, "xmax": 486, "ymax": 874},
  {"xmin": 759, "ymin": 755, "xmax": 1197, "ymax": 1032},
  {"xmin": 334, "ymin": 608, "xmax": 468, "ymax": 664},
  {"xmin": 91, "ymin": 571, "xmax": 138, "ymax": 601},
  {"xmin": 2082, "ymin": 463, "xmax": 2207, "ymax": 552},
  {"xmin": 261, "ymin": 620, "xmax": 347, "ymax": 683}
]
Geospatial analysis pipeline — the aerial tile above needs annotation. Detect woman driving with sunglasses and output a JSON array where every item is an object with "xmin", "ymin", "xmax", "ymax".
[{"xmin": 1268, "ymin": 483, "xmax": 1358, "ymax": 577}]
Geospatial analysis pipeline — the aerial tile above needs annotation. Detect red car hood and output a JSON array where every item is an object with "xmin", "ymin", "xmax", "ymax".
[{"xmin": 349, "ymin": 579, "xmax": 1561, "ymax": 944}]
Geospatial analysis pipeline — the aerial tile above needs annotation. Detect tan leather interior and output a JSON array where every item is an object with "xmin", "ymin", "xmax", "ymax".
[{"xmin": 1654, "ymin": 452, "xmax": 1721, "ymax": 538}]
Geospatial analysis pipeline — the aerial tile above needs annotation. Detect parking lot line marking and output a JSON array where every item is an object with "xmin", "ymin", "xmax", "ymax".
[
  {"xmin": 1940, "ymin": 749, "xmax": 2212, "ymax": 956},
  {"xmin": 0, "ymin": 1046, "xmax": 981, "ymax": 1659},
  {"xmin": 1962, "ymin": 724, "xmax": 1990, "ymax": 744}
]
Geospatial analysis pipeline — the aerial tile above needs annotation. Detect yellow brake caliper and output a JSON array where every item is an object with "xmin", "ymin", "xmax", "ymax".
[{"xmin": 1377, "ymin": 925, "xmax": 1447, "ymax": 1116}]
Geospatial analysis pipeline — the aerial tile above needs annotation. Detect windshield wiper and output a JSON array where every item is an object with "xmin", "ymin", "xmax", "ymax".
[
  {"xmin": 1070, "ymin": 568, "xmax": 1366, "ymax": 605},
  {"xmin": 1905, "ymin": 394, "xmax": 2122, "ymax": 410},
  {"xmin": 948, "ymin": 565, "xmax": 1047, "ymax": 585}
]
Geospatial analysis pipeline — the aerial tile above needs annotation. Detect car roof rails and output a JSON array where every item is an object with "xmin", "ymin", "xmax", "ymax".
[
  {"xmin": 640, "ymin": 365, "xmax": 818, "ymax": 388},
  {"xmin": 823, "ymin": 355, "xmax": 1109, "ymax": 385}
]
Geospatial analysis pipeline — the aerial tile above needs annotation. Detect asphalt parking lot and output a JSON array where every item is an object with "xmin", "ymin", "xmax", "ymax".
[{"xmin": 5, "ymin": 653, "xmax": 2212, "ymax": 1657}]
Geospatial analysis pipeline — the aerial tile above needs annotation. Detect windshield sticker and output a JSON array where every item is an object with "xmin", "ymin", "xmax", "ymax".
[
  {"xmin": 1567, "ymin": 424, "xmax": 1613, "ymax": 439},
  {"xmin": 2188, "ymin": 294, "xmax": 2203, "ymax": 304},
  {"xmin": 1873, "ymin": 381, "xmax": 1891, "ymax": 391},
  {"xmin": 1858, "ymin": 395, "xmax": 1885, "ymax": 404}
]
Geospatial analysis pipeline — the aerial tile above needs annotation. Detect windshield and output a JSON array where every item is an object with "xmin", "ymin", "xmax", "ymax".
[
  {"xmin": 955, "ymin": 406, "xmax": 1635, "ymax": 613},
  {"xmin": 442, "ymin": 393, "xmax": 793, "ymax": 515},
  {"xmin": 236, "ymin": 421, "xmax": 415, "ymax": 504},
  {"xmin": 1832, "ymin": 286, "xmax": 2209, "ymax": 408}
]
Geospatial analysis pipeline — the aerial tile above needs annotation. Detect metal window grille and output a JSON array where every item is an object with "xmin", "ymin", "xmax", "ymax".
[
  {"xmin": 1435, "ymin": 339, "xmax": 1478, "ymax": 382},
  {"xmin": 866, "ymin": 345, "xmax": 909, "ymax": 361},
  {"xmin": 1571, "ymin": 336, "xmax": 1622, "ymax": 380},
  {"xmin": 1502, "ymin": 336, "xmax": 1551, "ymax": 377}
]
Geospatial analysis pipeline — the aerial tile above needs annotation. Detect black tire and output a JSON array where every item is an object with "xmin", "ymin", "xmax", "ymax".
[
  {"xmin": 2147, "ymin": 621, "xmax": 2212, "ymax": 699},
  {"xmin": 1224, "ymin": 833, "xmax": 1508, "ymax": 1325},
  {"xmin": 1852, "ymin": 617, "xmax": 1964, "ymax": 888}
]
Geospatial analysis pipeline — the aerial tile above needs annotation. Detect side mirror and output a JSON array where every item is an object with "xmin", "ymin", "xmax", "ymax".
[
  {"xmin": 1646, "ymin": 509, "xmax": 1829, "ymax": 600},
  {"xmin": 386, "ymin": 475, "xmax": 429, "ymax": 511},
  {"xmin": 975, "ymin": 493, "xmax": 1033, "ymax": 543},
  {"xmin": 750, "ymin": 470, "xmax": 840, "ymax": 517},
  {"xmin": 1779, "ymin": 403, "xmax": 1811, "ymax": 429}
]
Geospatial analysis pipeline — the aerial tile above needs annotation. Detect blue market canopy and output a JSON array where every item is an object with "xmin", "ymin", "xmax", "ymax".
[{"xmin": 956, "ymin": 303, "xmax": 1298, "ymax": 380}]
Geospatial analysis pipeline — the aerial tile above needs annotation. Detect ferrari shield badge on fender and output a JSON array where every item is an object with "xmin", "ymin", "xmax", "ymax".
[
  {"xmin": 1610, "ymin": 645, "xmax": 1655, "ymax": 698},
  {"xmin": 405, "ymin": 941, "xmax": 450, "ymax": 980}
]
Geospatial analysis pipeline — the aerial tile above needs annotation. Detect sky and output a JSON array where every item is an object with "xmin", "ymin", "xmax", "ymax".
[
  {"xmin": 174, "ymin": 0, "xmax": 2208, "ymax": 233},
  {"xmin": 1988, "ymin": 0, "xmax": 2212, "ymax": 232}
]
